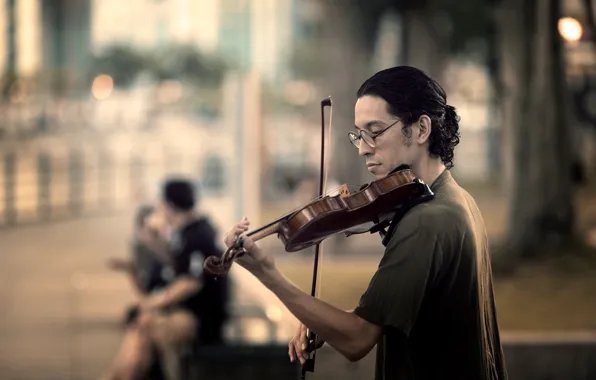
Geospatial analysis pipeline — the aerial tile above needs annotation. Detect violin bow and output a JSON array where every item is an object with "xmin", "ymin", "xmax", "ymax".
[{"xmin": 301, "ymin": 97, "xmax": 332, "ymax": 379}]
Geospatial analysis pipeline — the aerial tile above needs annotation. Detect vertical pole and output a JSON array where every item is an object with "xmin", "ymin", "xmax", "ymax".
[
  {"xmin": 68, "ymin": 149, "xmax": 83, "ymax": 216},
  {"xmin": 235, "ymin": 75, "xmax": 244, "ymax": 223},
  {"xmin": 486, "ymin": 0, "xmax": 502, "ymax": 178},
  {"xmin": 3, "ymin": 0, "xmax": 17, "ymax": 99},
  {"xmin": 4, "ymin": 152, "xmax": 16, "ymax": 225},
  {"xmin": 129, "ymin": 154, "xmax": 144, "ymax": 204},
  {"xmin": 98, "ymin": 150, "xmax": 111, "ymax": 212},
  {"xmin": 6, "ymin": 0, "xmax": 16, "ymax": 71},
  {"xmin": 241, "ymin": 70, "xmax": 261, "ymax": 226},
  {"xmin": 37, "ymin": 152, "xmax": 51, "ymax": 221}
]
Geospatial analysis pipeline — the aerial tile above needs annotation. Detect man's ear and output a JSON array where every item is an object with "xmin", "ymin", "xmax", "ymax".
[{"xmin": 417, "ymin": 115, "xmax": 432, "ymax": 144}]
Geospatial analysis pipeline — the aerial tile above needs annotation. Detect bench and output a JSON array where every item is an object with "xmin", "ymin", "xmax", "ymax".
[{"xmin": 171, "ymin": 302, "xmax": 299, "ymax": 380}]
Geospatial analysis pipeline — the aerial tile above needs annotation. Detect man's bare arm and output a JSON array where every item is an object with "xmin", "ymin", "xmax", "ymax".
[
  {"xmin": 260, "ymin": 268, "xmax": 381, "ymax": 362},
  {"xmin": 141, "ymin": 277, "xmax": 202, "ymax": 310}
]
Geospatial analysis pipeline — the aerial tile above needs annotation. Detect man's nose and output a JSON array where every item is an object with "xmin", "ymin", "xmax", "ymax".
[{"xmin": 358, "ymin": 141, "xmax": 373, "ymax": 157}]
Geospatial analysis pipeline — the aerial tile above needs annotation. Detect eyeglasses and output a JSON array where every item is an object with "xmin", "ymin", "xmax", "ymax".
[{"xmin": 348, "ymin": 119, "xmax": 401, "ymax": 149}]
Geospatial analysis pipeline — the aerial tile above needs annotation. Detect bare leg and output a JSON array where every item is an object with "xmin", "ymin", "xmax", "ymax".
[
  {"xmin": 146, "ymin": 310, "xmax": 197, "ymax": 380},
  {"xmin": 99, "ymin": 319, "xmax": 155, "ymax": 380},
  {"xmin": 148, "ymin": 309, "xmax": 197, "ymax": 349},
  {"xmin": 99, "ymin": 310, "xmax": 196, "ymax": 380}
]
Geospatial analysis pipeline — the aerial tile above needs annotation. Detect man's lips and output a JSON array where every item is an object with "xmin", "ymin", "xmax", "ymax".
[{"xmin": 367, "ymin": 163, "xmax": 380, "ymax": 168}]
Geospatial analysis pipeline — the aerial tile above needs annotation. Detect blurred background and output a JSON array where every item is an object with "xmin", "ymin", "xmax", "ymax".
[{"xmin": 0, "ymin": 0, "xmax": 596, "ymax": 379}]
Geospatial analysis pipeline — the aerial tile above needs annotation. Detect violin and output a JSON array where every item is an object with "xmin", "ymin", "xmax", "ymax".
[
  {"xmin": 203, "ymin": 97, "xmax": 434, "ymax": 379},
  {"xmin": 203, "ymin": 167, "xmax": 433, "ymax": 276}
]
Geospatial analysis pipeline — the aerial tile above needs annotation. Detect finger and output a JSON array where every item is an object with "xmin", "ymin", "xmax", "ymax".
[
  {"xmin": 299, "ymin": 330, "xmax": 307, "ymax": 351},
  {"xmin": 239, "ymin": 235, "xmax": 256, "ymax": 250},
  {"xmin": 289, "ymin": 339, "xmax": 301, "ymax": 363},
  {"xmin": 300, "ymin": 323, "xmax": 308, "ymax": 335},
  {"xmin": 301, "ymin": 326, "xmax": 313, "ymax": 356},
  {"xmin": 224, "ymin": 234, "xmax": 236, "ymax": 248},
  {"xmin": 299, "ymin": 324, "xmax": 308, "ymax": 342},
  {"xmin": 233, "ymin": 226, "xmax": 248, "ymax": 235},
  {"xmin": 301, "ymin": 341, "xmax": 310, "ymax": 360},
  {"xmin": 232, "ymin": 223, "xmax": 249, "ymax": 234},
  {"xmin": 225, "ymin": 226, "xmax": 247, "ymax": 242},
  {"xmin": 288, "ymin": 340, "xmax": 295, "ymax": 362},
  {"xmin": 294, "ymin": 339, "xmax": 305, "ymax": 365}
]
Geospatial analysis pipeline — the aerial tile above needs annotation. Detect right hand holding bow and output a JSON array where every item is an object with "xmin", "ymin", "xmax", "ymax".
[{"xmin": 288, "ymin": 323, "xmax": 325, "ymax": 364}]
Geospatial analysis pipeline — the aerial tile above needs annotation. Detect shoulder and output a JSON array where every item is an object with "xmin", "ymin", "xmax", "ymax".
[
  {"xmin": 386, "ymin": 198, "xmax": 469, "ymax": 251},
  {"xmin": 403, "ymin": 200, "xmax": 466, "ymax": 234},
  {"xmin": 186, "ymin": 216, "xmax": 217, "ymax": 238}
]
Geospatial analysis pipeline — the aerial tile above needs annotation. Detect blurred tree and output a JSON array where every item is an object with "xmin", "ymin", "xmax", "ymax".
[
  {"xmin": 583, "ymin": 0, "xmax": 596, "ymax": 44},
  {"xmin": 498, "ymin": 0, "xmax": 576, "ymax": 258},
  {"xmin": 2, "ymin": 0, "xmax": 17, "ymax": 100},
  {"xmin": 290, "ymin": 0, "xmax": 495, "ymax": 186},
  {"xmin": 88, "ymin": 45, "xmax": 148, "ymax": 89},
  {"xmin": 88, "ymin": 44, "xmax": 229, "ymax": 90},
  {"xmin": 148, "ymin": 44, "xmax": 229, "ymax": 87}
]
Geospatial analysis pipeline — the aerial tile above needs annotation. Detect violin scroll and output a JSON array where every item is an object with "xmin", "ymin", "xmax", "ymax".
[{"xmin": 204, "ymin": 238, "xmax": 247, "ymax": 276}]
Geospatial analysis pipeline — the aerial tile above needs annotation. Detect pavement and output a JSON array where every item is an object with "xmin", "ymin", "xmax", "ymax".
[
  {"xmin": 0, "ymin": 210, "xmax": 304, "ymax": 380},
  {"xmin": 1, "ymin": 192, "xmax": 595, "ymax": 380}
]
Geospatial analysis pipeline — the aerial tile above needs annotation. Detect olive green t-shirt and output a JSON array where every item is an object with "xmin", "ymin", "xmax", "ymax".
[{"xmin": 353, "ymin": 170, "xmax": 507, "ymax": 380}]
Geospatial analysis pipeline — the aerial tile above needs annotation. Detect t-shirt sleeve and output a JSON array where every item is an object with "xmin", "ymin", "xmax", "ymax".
[
  {"xmin": 353, "ymin": 210, "xmax": 443, "ymax": 335},
  {"xmin": 172, "ymin": 221, "xmax": 222, "ymax": 280}
]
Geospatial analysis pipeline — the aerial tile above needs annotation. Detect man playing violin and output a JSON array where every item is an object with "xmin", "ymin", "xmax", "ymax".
[{"xmin": 224, "ymin": 66, "xmax": 507, "ymax": 379}]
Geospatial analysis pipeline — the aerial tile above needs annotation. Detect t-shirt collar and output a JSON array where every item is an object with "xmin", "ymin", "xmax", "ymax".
[{"xmin": 430, "ymin": 169, "xmax": 452, "ymax": 192}]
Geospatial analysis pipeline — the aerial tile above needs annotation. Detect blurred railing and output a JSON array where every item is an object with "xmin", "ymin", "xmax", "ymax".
[{"xmin": 0, "ymin": 142, "xmax": 200, "ymax": 229}]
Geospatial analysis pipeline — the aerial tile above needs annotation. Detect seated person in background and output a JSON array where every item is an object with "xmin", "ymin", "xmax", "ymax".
[
  {"xmin": 107, "ymin": 204, "xmax": 170, "ymax": 325},
  {"xmin": 100, "ymin": 178, "xmax": 229, "ymax": 380}
]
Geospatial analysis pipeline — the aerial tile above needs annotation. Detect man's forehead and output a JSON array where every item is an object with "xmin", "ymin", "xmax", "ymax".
[{"xmin": 355, "ymin": 96, "xmax": 391, "ymax": 129}]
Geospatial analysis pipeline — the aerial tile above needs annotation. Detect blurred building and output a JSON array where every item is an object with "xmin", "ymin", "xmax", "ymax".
[
  {"xmin": 0, "ymin": 0, "xmax": 298, "ymax": 85},
  {"xmin": 92, "ymin": 0, "xmax": 219, "ymax": 52},
  {"xmin": 91, "ymin": 0, "xmax": 296, "ymax": 86},
  {"xmin": 217, "ymin": 0, "xmax": 295, "ymax": 85}
]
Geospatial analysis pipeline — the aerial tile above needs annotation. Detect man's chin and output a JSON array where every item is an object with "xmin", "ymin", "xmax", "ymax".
[{"xmin": 367, "ymin": 167, "xmax": 387, "ymax": 180}]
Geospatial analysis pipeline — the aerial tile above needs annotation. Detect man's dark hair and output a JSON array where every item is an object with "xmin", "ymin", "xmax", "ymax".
[
  {"xmin": 162, "ymin": 178, "xmax": 196, "ymax": 212},
  {"xmin": 357, "ymin": 66, "xmax": 461, "ymax": 169}
]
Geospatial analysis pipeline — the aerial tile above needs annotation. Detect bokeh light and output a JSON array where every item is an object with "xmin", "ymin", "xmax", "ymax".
[{"xmin": 91, "ymin": 74, "xmax": 114, "ymax": 100}]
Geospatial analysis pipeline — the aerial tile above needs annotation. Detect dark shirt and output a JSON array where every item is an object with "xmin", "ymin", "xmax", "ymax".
[
  {"xmin": 353, "ymin": 170, "xmax": 507, "ymax": 380},
  {"xmin": 168, "ymin": 216, "xmax": 229, "ymax": 322}
]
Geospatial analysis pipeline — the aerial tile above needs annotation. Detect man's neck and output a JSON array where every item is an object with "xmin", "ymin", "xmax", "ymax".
[{"xmin": 411, "ymin": 157, "xmax": 446, "ymax": 187}]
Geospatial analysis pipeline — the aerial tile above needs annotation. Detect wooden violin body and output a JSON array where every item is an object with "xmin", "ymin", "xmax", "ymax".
[
  {"xmin": 278, "ymin": 167, "xmax": 431, "ymax": 251},
  {"xmin": 203, "ymin": 166, "xmax": 434, "ymax": 276}
]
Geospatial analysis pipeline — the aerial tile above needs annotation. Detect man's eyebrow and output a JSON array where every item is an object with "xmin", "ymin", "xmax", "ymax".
[{"xmin": 354, "ymin": 120, "xmax": 386, "ymax": 130}]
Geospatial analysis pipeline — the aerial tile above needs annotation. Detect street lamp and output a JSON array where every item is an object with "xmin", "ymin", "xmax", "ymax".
[{"xmin": 558, "ymin": 17, "xmax": 583, "ymax": 42}]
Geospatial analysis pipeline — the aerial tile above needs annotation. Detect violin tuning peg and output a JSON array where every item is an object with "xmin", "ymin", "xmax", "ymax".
[{"xmin": 234, "ymin": 237, "xmax": 245, "ymax": 249}]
